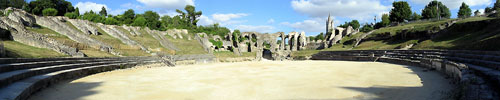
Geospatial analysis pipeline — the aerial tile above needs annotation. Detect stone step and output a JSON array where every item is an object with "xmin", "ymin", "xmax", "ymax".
[
  {"xmin": 466, "ymin": 63, "xmax": 500, "ymax": 97},
  {"xmin": 0, "ymin": 62, "xmax": 137, "ymax": 100},
  {"xmin": 0, "ymin": 58, "xmax": 111, "ymax": 64},
  {"xmin": 0, "ymin": 60, "xmax": 126, "ymax": 88},
  {"xmin": 0, "ymin": 59, "xmax": 116, "ymax": 73}
]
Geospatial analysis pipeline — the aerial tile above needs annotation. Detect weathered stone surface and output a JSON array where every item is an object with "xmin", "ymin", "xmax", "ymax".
[
  {"xmin": 165, "ymin": 29, "xmax": 188, "ymax": 39},
  {"xmin": 121, "ymin": 25, "xmax": 142, "ymax": 36},
  {"xmin": 67, "ymin": 19, "xmax": 98, "ymax": 35},
  {"xmin": 333, "ymin": 27, "xmax": 344, "ymax": 44},
  {"xmin": 35, "ymin": 16, "xmax": 114, "ymax": 53},
  {"xmin": 97, "ymin": 24, "xmax": 150, "ymax": 53},
  {"xmin": 194, "ymin": 33, "xmax": 212, "ymax": 53},
  {"xmin": 144, "ymin": 27, "xmax": 179, "ymax": 51},
  {"xmin": 5, "ymin": 7, "xmax": 36, "ymax": 27},
  {"xmin": 0, "ymin": 17, "xmax": 85, "ymax": 57}
]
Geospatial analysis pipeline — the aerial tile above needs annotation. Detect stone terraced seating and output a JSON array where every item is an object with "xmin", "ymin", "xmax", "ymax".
[
  {"xmin": 311, "ymin": 50, "xmax": 500, "ymax": 99},
  {"xmin": 0, "ymin": 57, "xmax": 164, "ymax": 100}
]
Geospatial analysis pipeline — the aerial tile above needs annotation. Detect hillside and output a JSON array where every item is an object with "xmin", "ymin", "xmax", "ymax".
[
  {"xmin": 292, "ymin": 17, "xmax": 500, "ymax": 57},
  {"xmin": 0, "ymin": 8, "xmax": 208, "ymax": 58}
]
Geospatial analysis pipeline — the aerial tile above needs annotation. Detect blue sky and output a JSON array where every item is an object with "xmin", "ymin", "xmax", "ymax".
[{"xmin": 56, "ymin": 0, "xmax": 495, "ymax": 36}]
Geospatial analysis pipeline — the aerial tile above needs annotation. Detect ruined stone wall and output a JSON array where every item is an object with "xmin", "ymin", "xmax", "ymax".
[
  {"xmin": 144, "ymin": 28, "xmax": 179, "ymax": 51},
  {"xmin": 67, "ymin": 19, "xmax": 98, "ymax": 35},
  {"xmin": 0, "ymin": 16, "xmax": 85, "ymax": 57},
  {"xmin": 35, "ymin": 16, "xmax": 114, "ymax": 53}
]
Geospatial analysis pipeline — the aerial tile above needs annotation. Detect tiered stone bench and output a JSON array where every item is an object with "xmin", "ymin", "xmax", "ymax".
[
  {"xmin": 311, "ymin": 50, "xmax": 500, "ymax": 100},
  {"xmin": 0, "ymin": 57, "xmax": 164, "ymax": 100}
]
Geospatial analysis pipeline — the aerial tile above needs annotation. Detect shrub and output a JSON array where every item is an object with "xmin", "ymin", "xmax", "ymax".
[
  {"xmin": 64, "ymin": 12, "xmax": 79, "ymax": 19},
  {"xmin": 42, "ymin": 8, "xmax": 58, "ymax": 16},
  {"xmin": 0, "ymin": 10, "xmax": 3, "ymax": 16},
  {"xmin": 209, "ymin": 39, "xmax": 223, "ymax": 49}
]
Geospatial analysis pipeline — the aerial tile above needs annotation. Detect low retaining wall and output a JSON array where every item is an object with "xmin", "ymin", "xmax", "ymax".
[{"xmin": 311, "ymin": 50, "xmax": 499, "ymax": 100}]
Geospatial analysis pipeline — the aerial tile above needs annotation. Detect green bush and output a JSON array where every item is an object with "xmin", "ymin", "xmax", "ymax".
[
  {"xmin": 42, "ymin": 8, "xmax": 58, "ymax": 16},
  {"xmin": 64, "ymin": 12, "xmax": 79, "ymax": 19},
  {"xmin": 0, "ymin": 10, "xmax": 3, "ymax": 16},
  {"xmin": 104, "ymin": 17, "xmax": 119, "ymax": 25},
  {"xmin": 209, "ymin": 39, "xmax": 223, "ymax": 49}
]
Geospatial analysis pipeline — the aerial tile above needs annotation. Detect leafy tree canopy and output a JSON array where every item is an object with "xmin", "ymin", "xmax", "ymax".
[
  {"xmin": 421, "ymin": 1, "xmax": 451, "ymax": 19},
  {"xmin": 26, "ymin": 0, "xmax": 74, "ymax": 16},
  {"xmin": 458, "ymin": 2, "xmax": 472, "ymax": 18},
  {"xmin": 389, "ymin": 1, "xmax": 412, "ymax": 23}
]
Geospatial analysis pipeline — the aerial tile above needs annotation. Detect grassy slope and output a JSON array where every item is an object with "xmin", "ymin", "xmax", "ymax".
[
  {"xmin": 165, "ymin": 33, "xmax": 207, "ymax": 55},
  {"xmin": 129, "ymin": 28, "xmax": 174, "ymax": 55},
  {"xmin": 292, "ymin": 17, "xmax": 498, "ymax": 57},
  {"xmin": 87, "ymin": 24, "xmax": 149, "ymax": 56},
  {"xmin": 27, "ymin": 26, "xmax": 116, "ymax": 57},
  {"xmin": 1, "ymin": 40, "xmax": 68, "ymax": 58}
]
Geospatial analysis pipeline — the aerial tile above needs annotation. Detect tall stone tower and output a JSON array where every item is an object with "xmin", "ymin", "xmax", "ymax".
[{"xmin": 326, "ymin": 13, "xmax": 334, "ymax": 35}]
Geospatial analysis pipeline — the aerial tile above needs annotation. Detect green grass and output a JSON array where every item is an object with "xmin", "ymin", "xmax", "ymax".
[
  {"xmin": 27, "ymin": 26, "xmax": 115, "ymax": 57},
  {"xmin": 214, "ymin": 51, "xmax": 256, "ymax": 59},
  {"xmin": 165, "ymin": 34, "xmax": 207, "ymax": 55},
  {"xmin": 291, "ymin": 17, "xmax": 499, "ymax": 57},
  {"xmin": 1, "ymin": 40, "xmax": 68, "ymax": 58},
  {"xmin": 118, "ymin": 27, "xmax": 174, "ymax": 55},
  {"xmin": 88, "ymin": 24, "xmax": 150, "ymax": 56}
]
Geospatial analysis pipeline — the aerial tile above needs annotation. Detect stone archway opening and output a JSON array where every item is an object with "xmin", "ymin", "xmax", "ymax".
[{"xmin": 262, "ymin": 48, "xmax": 273, "ymax": 60}]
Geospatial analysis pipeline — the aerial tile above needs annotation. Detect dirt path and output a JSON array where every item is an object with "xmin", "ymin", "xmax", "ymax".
[{"xmin": 29, "ymin": 61, "xmax": 452, "ymax": 100}]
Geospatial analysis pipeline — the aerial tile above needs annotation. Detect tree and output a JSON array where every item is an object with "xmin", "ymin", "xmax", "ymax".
[
  {"xmin": 99, "ymin": 7, "xmax": 107, "ymax": 16},
  {"xmin": 349, "ymin": 20, "xmax": 360, "ymax": 30},
  {"xmin": 0, "ymin": 0, "xmax": 27, "ymax": 9},
  {"xmin": 64, "ymin": 12, "xmax": 78, "ymax": 19},
  {"xmin": 42, "ymin": 8, "xmax": 57, "ymax": 16},
  {"xmin": 27, "ymin": 0, "xmax": 74, "ymax": 16},
  {"xmin": 104, "ymin": 17, "xmax": 119, "ymax": 25},
  {"xmin": 458, "ymin": 2, "xmax": 472, "ymax": 18},
  {"xmin": 381, "ymin": 14, "xmax": 390, "ymax": 26},
  {"xmin": 176, "ymin": 5, "xmax": 202, "ymax": 26},
  {"xmin": 495, "ymin": 0, "xmax": 500, "ymax": 9},
  {"xmin": 82, "ymin": 10, "xmax": 105, "ymax": 23},
  {"xmin": 74, "ymin": 7, "xmax": 80, "ymax": 16},
  {"xmin": 315, "ymin": 32, "xmax": 324, "ymax": 41},
  {"xmin": 375, "ymin": 14, "xmax": 390, "ymax": 29},
  {"xmin": 121, "ymin": 9, "xmax": 135, "ymax": 25},
  {"xmin": 143, "ymin": 11, "xmax": 161, "ymax": 29},
  {"xmin": 485, "ymin": 7, "xmax": 493, "ymax": 14},
  {"xmin": 422, "ymin": 1, "xmax": 451, "ymax": 19},
  {"xmin": 131, "ymin": 16, "xmax": 147, "ymax": 26},
  {"xmin": 474, "ymin": 10, "xmax": 481, "ymax": 16},
  {"xmin": 410, "ymin": 12, "xmax": 422, "ymax": 21},
  {"xmin": 389, "ymin": 1, "xmax": 412, "ymax": 23},
  {"xmin": 360, "ymin": 24, "xmax": 374, "ymax": 33}
]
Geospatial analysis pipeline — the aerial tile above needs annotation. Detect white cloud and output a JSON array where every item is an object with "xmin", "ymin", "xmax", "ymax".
[
  {"xmin": 291, "ymin": 0, "xmax": 391, "ymax": 18},
  {"xmin": 198, "ymin": 15, "xmax": 215, "ymax": 25},
  {"xmin": 198, "ymin": 13, "xmax": 249, "ymax": 26},
  {"xmin": 267, "ymin": 19, "xmax": 275, "ymax": 24},
  {"xmin": 212, "ymin": 13, "xmax": 249, "ymax": 22},
  {"xmin": 236, "ymin": 25, "xmax": 275, "ymax": 33},
  {"xmin": 409, "ymin": 0, "xmax": 492, "ymax": 9},
  {"xmin": 75, "ymin": 2, "xmax": 108, "ymax": 14},
  {"xmin": 137, "ymin": 0, "xmax": 194, "ymax": 10},
  {"xmin": 281, "ymin": 18, "xmax": 325, "ymax": 33}
]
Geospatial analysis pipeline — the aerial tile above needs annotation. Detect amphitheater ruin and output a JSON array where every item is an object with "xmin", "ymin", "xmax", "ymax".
[{"xmin": 0, "ymin": 7, "xmax": 499, "ymax": 100}]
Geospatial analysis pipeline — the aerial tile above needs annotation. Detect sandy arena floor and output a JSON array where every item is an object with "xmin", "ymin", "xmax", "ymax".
[{"xmin": 29, "ymin": 61, "xmax": 452, "ymax": 100}]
